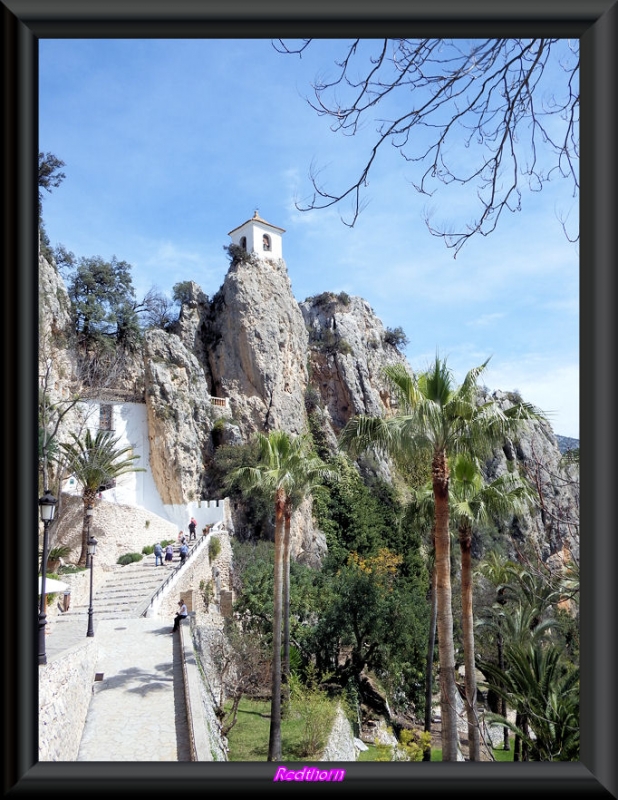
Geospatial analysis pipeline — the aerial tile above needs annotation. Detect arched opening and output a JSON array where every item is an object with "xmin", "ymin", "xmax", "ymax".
[
  {"xmin": 263, "ymin": 234, "xmax": 271, "ymax": 251},
  {"xmin": 240, "ymin": 236, "xmax": 247, "ymax": 251}
]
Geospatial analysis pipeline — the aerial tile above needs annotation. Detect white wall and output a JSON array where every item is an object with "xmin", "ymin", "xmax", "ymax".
[
  {"xmin": 229, "ymin": 220, "xmax": 283, "ymax": 261},
  {"xmin": 62, "ymin": 401, "xmax": 226, "ymax": 533}
]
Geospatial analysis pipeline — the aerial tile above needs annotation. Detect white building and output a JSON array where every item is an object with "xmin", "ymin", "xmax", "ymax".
[
  {"xmin": 227, "ymin": 210, "xmax": 285, "ymax": 261},
  {"xmin": 62, "ymin": 400, "xmax": 227, "ymax": 532}
]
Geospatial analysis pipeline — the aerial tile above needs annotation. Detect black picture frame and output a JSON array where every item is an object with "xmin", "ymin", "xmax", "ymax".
[{"xmin": 3, "ymin": 0, "xmax": 616, "ymax": 795}]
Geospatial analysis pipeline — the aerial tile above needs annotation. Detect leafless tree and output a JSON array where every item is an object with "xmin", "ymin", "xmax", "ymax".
[
  {"xmin": 140, "ymin": 287, "xmax": 176, "ymax": 330},
  {"xmin": 208, "ymin": 621, "xmax": 271, "ymax": 737},
  {"xmin": 274, "ymin": 38, "xmax": 579, "ymax": 256}
]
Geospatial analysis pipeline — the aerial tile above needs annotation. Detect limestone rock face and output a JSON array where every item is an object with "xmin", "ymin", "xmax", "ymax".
[
  {"xmin": 39, "ymin": 246, "xmax": 76, "ymax": 400},
  {"xmin": 481, "ymin": 390, "xmax": 580, "ymax": 565},
  {"xmin": 39, "ymin": 238, "xmax": 579, "ymax": 573},
  {"xmin": 38, "ymin": 246, "xmax": 82, "ymax": 490},
  {"xmin": 169, "ymin": 280, "xmax": 211, "ymax": 368},
  {"xmin": 204, "ymin": 255, "xmax": 309, "ymax": 438},
  {"xmin": 300, "ymin": 293, "xmax": 410, "ymax": 435},
  {"xmin": 290, "ymin": 497, "xmax": 328, "ymax": 569},
  {"xmin": 143, "ymin": 328, "xmax": 214, "ymax": 505}
]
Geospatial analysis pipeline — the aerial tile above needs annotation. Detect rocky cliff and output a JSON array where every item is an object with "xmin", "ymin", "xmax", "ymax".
[{"xmin": 38, "ymin": 246, "xmax": 578, "ymax": 570}]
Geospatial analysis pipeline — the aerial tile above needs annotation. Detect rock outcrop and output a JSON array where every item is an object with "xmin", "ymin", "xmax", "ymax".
[
  {"xmin": 143, "ymin": 328, "xmax": 214, "ymax": 505},
  {"xmin": 300, "ymin": 292, "xmax": 409, "ymax": 433},
  {"xmin": 205, "ymin": 254, "xmax": 310, "ymax": 438},
  {"xmin": 38, "ymin": 243, "xmax": 578, "ymax": 571}
]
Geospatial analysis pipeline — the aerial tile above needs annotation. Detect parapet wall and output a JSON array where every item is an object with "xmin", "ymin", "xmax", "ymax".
[{"xmin": 39, "ymin": 639, "xmax": 98, "ymax": 761}]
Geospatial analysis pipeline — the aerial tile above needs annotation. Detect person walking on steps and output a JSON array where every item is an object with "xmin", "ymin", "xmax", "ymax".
[
  {"xmin": 153, "ymin": 542, "xmax": 164, "ymax": 566},
  {"xmin": 188, "ymin": 517, "xmax": 197, "ymax": 540},
  {"xmin": 179, "ymin": 541, "xmax": 189, "ymax": 565},
  {"xmin": 165, "ymin": 543, "xmax": 174, "ymax": 565},
  {"xmin": 173, "ymin": 599, "xmax": 188, "ymax": 632}
]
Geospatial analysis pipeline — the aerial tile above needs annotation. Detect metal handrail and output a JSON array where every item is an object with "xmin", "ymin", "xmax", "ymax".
[{"xmin": 139, "ymin": 533, "xmax": 211, "ymax": 617}]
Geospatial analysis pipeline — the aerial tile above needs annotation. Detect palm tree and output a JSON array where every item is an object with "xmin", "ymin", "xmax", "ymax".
[
  {"xmin": 480, "ymin": 641, "xmax": 579, "ymax": 761},
  {"xmin": 405, "ymin": 484, "xmax": 437, "ymax": 760},
  {"xmin": 230, "ymin": 430, "xmax": 332, "ymax": 760},
  {"xmin": 281, "ymin": 441, "xmax": 335, "ymax": 686},
  {"xmin": 339, "ymin": 355, "xmax": 544, "ymax": 761},
  {"xmin": 475, "ymin": 552, "xmax": 514, "ymax": 751},
  {"xmin": 449, "ymin": 454, "xmax": 534, "ymax": 760},
  {"xmin": 59, "ymin": 429, "xmax": 144, "ymax": 566},
  {"xmin": 476, "ymin": 556, "xmax": 558, "ymax": 759}
]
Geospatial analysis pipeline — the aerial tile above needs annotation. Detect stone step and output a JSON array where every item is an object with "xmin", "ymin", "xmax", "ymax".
[{"xmin": 52, "ymin": 537, "xmax": 206, "ymax": 630}]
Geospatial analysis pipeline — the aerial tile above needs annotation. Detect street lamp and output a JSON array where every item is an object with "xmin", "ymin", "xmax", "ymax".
[
  {"xmin": 38, "ymin": 489, "xmax": 58, "ymax": 666},
  {"xmin": 86, "ymin": 507, "xmax": 97, "ymax": 637}
]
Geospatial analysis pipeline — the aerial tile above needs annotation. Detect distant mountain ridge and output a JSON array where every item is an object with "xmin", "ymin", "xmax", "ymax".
[{"xmin": 556, "ymin": 435, "xmax": 580, "ymax": 454}]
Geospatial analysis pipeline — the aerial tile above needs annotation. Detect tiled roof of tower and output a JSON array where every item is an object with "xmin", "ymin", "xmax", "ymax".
[{"xmin": 227, "ymin": 209, "xmax": 286, "ymax": 236}]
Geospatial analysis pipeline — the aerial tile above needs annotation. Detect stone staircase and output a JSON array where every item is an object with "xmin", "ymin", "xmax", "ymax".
[{"xmin": 48, "ymin": 539, "xmax": 201, "ymax": 645}]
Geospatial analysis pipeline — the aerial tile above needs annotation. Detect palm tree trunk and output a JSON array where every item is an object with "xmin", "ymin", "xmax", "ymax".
[
  {"xmin": 78, "ymin": 490, "xmax": 97, "ymax": 567},
  {"xmin": 513, "ymin": 712, "xmax": 522, "ymax": 761},
  {"xmin": 497, "ymin": 627, "xmax": 509, "ymax": 750},
  {"xmin": 459, "ymin": 523, "xmax": 480, "ymax": 760},
  {"xmin": 267, "ymin": 491, "xmax": 285, "ymax": 762},
  {"xmin": 282, "ymin": 509, "xmax": 292, "ymax": 688},
  {"xmin": 433, "ymin": 451, "xmax": 459, "ymax": 761},
  {"xmin": 423, "ymin": 557, "xmax": 438, "ymax": 761}
]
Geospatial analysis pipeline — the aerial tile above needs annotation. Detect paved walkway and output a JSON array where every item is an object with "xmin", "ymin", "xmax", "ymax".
[
  {"xmin": 76, "ymin": 617, "xmax": 192, "ymax": 761},
  {"xmin": 42, "ymin": 545, "xmax": 201, "ymax": 761}
]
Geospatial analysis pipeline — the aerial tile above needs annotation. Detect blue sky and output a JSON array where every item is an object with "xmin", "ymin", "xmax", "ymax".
[{"xmin": 39, "ymin": 38, "xmax": 579, "ymax": 439}]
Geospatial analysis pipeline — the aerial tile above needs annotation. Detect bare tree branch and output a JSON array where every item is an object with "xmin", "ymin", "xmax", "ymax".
[{"xmin": 276, "ymin": 38, "xmax": 579, "ymax": 256}]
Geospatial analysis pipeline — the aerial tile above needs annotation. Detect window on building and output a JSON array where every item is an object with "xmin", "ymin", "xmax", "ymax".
[
  {"xmin": 240, "ymin": 236, "xmax": 247, "ymax": 251},
  {"xmin": 263, "ymin": 234, "xmax": 271, "ymax": 251},
  {"xmin": 99, "ymin": 404, "xmax": 113, "ymax": 431}
]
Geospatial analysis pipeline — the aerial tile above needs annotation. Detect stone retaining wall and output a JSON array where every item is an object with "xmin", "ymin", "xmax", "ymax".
[{"xmin": 38, "ymin": 639, "xmax": 98, "ymax": 761}]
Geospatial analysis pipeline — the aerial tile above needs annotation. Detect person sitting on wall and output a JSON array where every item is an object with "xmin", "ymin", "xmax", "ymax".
[{"xmin": 172, "ymin": 599, "xmax": 188, "ymax": 632}]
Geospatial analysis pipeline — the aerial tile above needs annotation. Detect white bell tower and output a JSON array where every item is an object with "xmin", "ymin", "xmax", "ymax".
[{"xmin": 227, "ymin": 210, "xmax": 285, "ymax": 261}]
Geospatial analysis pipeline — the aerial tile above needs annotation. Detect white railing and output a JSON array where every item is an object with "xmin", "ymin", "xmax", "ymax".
[{"xmin": 210, "ymin": 396, "xmax": 229, "ymax": 409}]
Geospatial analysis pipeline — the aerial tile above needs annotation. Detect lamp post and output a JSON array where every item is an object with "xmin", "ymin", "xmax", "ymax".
[
  {"xmin": 86, "ymin": 507, "xmax": 97, "ymax": 637},
  {"xmin": 38, "ymin": 489, "xmax": 58, "ymax": 666}
]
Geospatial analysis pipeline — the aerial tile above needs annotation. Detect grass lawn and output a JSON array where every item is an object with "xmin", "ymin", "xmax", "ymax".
[
  {"xmin": 491, "ymin": 746, "xmax": 515, "ymax": 761},
  {"xmin": 226, "ymin": 699, "xmax": 516, "ymax": 763},
  {"xmin": 428, "ymin": 747, "xmax": 515, "ymax": 762},
  {"xmin": 224, "ymin": 697, "xmax": 325, "ymax": 761}
]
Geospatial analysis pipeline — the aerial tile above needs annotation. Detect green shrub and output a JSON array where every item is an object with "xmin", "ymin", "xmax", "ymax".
[
  {"xmin": 312, "ymin": 329, "xmax": 352, "ymax": 356},
  {"xmin": 47, "ymin": 545, "xmax": 71, "ymax": 560},
  {"xmin": 383, "ymin": 326, "xmax": 409, "ymax": 349},
  {"xmin": 287, "ymin": 671, "xmax": 338, "ymax": 758},
  {"xmin": 304, "ymin": 385, "xmax": 321, "ymax": 412},
  {"xmin": 117, "ymin": 552, "xmax": 143, "ymax": 565},
  {"xmin": 397, "ymin": 729, "xmax": 431, "ymax": 761},
  {"xmin": 199, "ymin": 578, "xmax": 213, "ymax": 608},
  {"xmin": 58, "ymin": 564, "xmax": 86, "ymax": 575},
  {"xmin": 142, "ymin": 544, "xmax": 154, "ymax": 555},
  {"xmin": 209, "ymin": 536, "xmax": 221, "ymax": 562},
  {"xmin": 224, "ymin": 243, "xmax": 253, "ymax": 265},
  {"xmin": 172, "ymin": 280, "xmax": 194, "ymax": 305}
]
